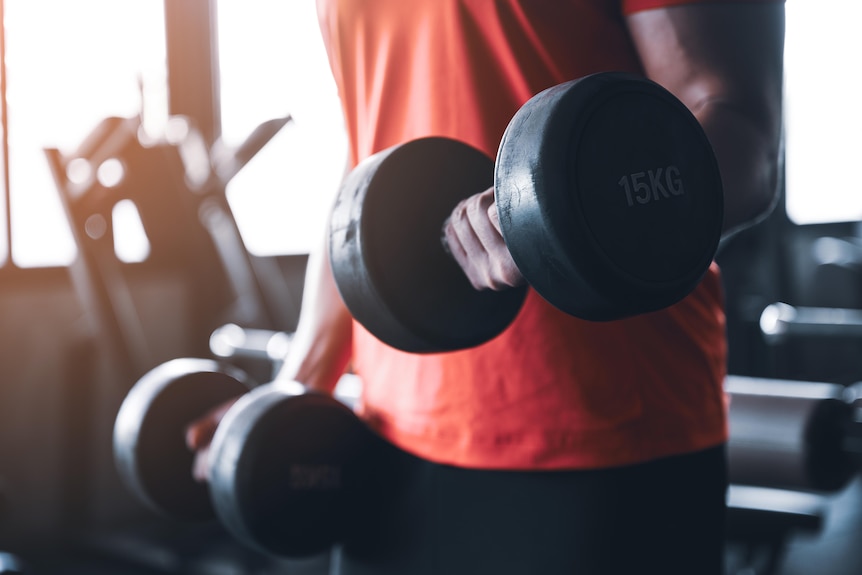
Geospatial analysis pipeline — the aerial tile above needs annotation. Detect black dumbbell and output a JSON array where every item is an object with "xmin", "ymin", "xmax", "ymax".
[
  {"xmin": 329, "ymin": 72, "xmax": 724, "ymax": 353},
  {"xmin": 727, "ymin": 375, "xmax": 860, "ymax": 493},
  {"xmin": 113, "ymin": 358, "xmax": 376, "ymax": 557}
]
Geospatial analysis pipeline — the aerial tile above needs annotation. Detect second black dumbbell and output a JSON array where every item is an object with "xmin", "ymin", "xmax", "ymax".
[{"xmin": 113, "ymin": 357, "xmax": 377, "ymax": 558}]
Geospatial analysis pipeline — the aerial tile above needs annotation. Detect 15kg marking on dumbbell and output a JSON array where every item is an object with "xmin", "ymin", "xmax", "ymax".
[{"xmin": 618, "ymin": 165, "xmax": 685, "ymax": 207}]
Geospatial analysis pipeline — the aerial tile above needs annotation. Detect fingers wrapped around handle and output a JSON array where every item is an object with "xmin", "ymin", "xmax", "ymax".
[{"xmin": 442, "ymin": 187, "xmax": 525, "ymax": 291}]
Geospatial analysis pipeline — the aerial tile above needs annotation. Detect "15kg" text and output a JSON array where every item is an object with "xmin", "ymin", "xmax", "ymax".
[{"xmin": 617, "ymin": 166, "xmax": 685, "ymax": 207}]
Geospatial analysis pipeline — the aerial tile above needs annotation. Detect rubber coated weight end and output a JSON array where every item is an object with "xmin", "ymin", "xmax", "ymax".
[
  {"xmin": 209, "ymin": 385, "xmax": 377, "ymax": 558},
  {"xmin": 496, "ymin": 72, "xmax": 724, "ymax": 320},
  {"xmin": 113, "ymin": 358, "xmax": 253, "ymax": 521},
  {"xmin": 329, "ymin": 137, "xmax": 528, "ymax": 352},
  {"xmin": 727, "ymin": 378, "xmax": 856, "ymax": 493}
]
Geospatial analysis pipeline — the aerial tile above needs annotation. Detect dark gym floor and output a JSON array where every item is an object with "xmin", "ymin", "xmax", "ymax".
[
  {"xmin": 13, "ymin": 521, "xmax": 331, "ymax": 575},
  {"xmin": 9, "ymin": 478, "xmax": 862, "ymax": 575},
  {"xmin": 780, "ymin": 476, "xmax": 862, "ymax": 575}
]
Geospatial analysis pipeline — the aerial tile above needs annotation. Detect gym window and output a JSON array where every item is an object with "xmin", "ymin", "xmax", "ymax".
[
  {"xmin": 0, "ymin": 0, "xmax": 345, "ymax": 269},
  {"xmin": 0, "ymin": 2, "xmax": 840, "ymax": 267},
  {"xmin": 216, "ymin": 0, "xmax": 347, "ymax": 256},
  {"xmin": 0, "ymin": 0, "xmax": 167, "ymax": 268},
  {"xmin": 783, "ymin": 0, "xmax": 862, "ymax": 225}
]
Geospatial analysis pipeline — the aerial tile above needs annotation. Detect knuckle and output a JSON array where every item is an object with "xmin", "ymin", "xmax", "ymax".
[
  {"xmin": 466, "ymin": 269, "xmax": 486, "ymax": 291},
  {"xmin": 488, "ymin": 258, "xmax": 521, "ymax": 290},
  {"xmin": 464, "ymin": 196, "xmax": 483, "ymax": 221}
]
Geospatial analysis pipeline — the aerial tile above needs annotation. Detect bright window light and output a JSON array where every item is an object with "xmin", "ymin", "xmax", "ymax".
[
  {"xmin": 3, "ymin": 0, "xmax": 166, "ymax": 267},
  {"xmin": 784, "ymin": 1, "xmax": 862, "ymax": 224},
  {"xmin": 112, "ymin": 199, "xmax": 150, "ymax": 263},
  {"xmin": 217, "ymin": 0, "xmax": 348, "ymax": 256}
]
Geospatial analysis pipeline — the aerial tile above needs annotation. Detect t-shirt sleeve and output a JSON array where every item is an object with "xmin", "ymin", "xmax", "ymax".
[{"xmin": 622, "ymin": 0, "xmax": 783, "ymax": 16}]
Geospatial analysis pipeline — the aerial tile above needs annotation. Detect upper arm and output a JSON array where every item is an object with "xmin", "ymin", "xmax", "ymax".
[
  {"xmin": 626, "ymin": 3, "xmax": 785, "ymax": 138},
  {"xmin": 626, "ymin": 3, "xmax": 785, "ymax": 233}
]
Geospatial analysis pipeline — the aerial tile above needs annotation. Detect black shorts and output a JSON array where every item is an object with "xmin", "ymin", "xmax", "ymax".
[{"xmin": 335, "ymin": 439, "xmax": 727, "ymax": 575}]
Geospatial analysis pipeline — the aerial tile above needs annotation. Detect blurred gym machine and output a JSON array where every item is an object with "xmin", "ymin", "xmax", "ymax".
[
  {"xmin": 762, "ymin": 233, "xmax": 862, "ymax": 384},
  {"xmin": 722, "ymin": 238, "xmax": 862, "ymax": 575},
  {"xmin": 39, "ymin": 112, "xmax": 310, "ymax": 574},
  {"xmin": 44, "ymin": 112, "xmax": 296, "ymax": 382}
]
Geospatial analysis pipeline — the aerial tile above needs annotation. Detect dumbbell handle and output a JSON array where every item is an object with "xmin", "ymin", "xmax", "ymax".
[
  {"xmin": 760, "ymin": 302, "xmax": 862, "ymax": 343},
  {"xmin": 440, "ymin": 196, "xmax": 525, "ymax": 290}
]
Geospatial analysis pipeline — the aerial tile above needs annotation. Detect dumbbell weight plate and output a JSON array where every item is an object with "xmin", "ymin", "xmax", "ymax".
[
  {"xmin": 209, "ymin": 384, "xmax": 377, "ymax": 557},
  {"xmin": 497, "ymin": 72, "xmax": 724, "ymax": 320},
  {"xmin": 113, "ymin": 358, "xmax": 253, "ymax": 521},
  {"xmin": 330, "ymin": 137, "xmax": 528, "ymax": 353}
]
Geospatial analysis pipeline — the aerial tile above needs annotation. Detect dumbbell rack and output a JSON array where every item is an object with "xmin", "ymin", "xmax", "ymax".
[{"xmin": 723, "ymin": 298, "xmax": 862, "ymax": 574}]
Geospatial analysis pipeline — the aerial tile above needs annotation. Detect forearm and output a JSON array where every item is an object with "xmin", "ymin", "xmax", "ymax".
[
  {"xmin": 691, "ymin": 98, "xmax": 782, "ymax": 236},
  {"xmin": 275, "ymin": 236, "xmax": 353, "ymax": 394}
]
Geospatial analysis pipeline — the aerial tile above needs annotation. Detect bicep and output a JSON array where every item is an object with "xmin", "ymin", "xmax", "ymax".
[{"xmin": 625, "ymin": 2, "xmax": 785, "ymax": 136}]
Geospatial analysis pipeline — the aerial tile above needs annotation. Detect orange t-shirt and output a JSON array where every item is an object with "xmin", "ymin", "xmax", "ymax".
[{"xmin": 317, "ymin": 0, "xmax": 753, "ymax": 470}]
